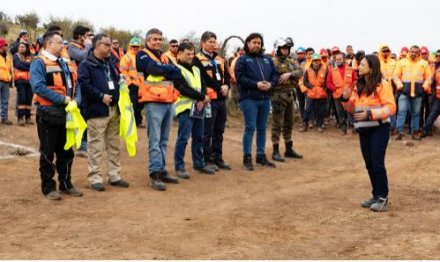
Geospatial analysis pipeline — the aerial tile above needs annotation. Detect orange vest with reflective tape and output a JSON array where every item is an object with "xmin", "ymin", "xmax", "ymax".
[
  {"xmin": 14, "ymin": 54, "xmax": 31, "ymax": 81},
  {"xmin": 330, "ymin": 65, "xmax": 354, "ymax": 99},
  {"xmin": 196, "ymin": 53, "xmax": 226, "ymax": 100},
  {"xmin": 306, "ymin": 67, "xmax": 328, "ymax": 99},
  {"xmin": 34, "ymin": 55, "xmax": 77, "ymax": 106},
  {"xmin": 120, "ymin": 51, "xmax": 141, "ymax": 87},
  {"xmin": 138, "ymin": 48, "xmax": 178, "ymax": 103}
]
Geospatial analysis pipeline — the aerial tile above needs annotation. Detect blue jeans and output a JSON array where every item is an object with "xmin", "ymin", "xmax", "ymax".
[
  {"xmin": 240, "ymin": 99, "xmax": 271, "ymax": 156},
  {"xmin": 396, "ymin": 94, "xmax": 422, "ymax": 134},
  {"xmin": 358, "ymin": 124, "xmax": 390, "ymax": 198},
  {"xmin": 145, "ymin": 103, "xmax": 173, "ymax": 175},
  {"xmin": 424, "ymin": 99, "xmax": 440, "ymax": 134},
  {"xmin": 0, "ymin": 81, "xmax": 10, "ymax": 120},
  {"xmin": 174, "ymin": 111, "xmax": 205, "ymax": 171}
]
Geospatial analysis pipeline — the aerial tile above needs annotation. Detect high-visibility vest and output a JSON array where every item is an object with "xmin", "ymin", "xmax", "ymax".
[
  {"xmin": 34, "ymin": 55, "xmax": 77, "ymax": 106},
  {"xmin": 118, "ymin": 83, "xmax": 137, "ymax": 157},
  {"xmin": 138, "ymin": 48, "xmax": 178, "ymax": 103},
  {"xmin": 342, "ymin": 80, "xmax": 396, "ymax": 129},
  {"xmin": 111, "ymin": 47, "xmax": 124, "ymax": 69},
  {"xmin": 196, "ymin": 53, "xmax": 226, "ymax": 100},
  {"xmin": 434, "ymin": 67, "xmax": 440, "ymax": 100},
  {"xmin": 64, "ymin": 101, "xmax": 87, "ymax": 150},
  {"xmin": 120, "ymin": 51, "xmax": 141, "ymax": 87},
  {"xmin": 330, "ymin": 65, "xmax": 354, "ymax": 99},
  {"xmin": 0, "ymin": 54, "xmax": 12, "ymax": 82},
  {"xmin": 13, "ymin": 54, "xmax": 31, "ymax": 81},
  {"xmin": 306, "ymin": 67, "xmax": 328, "ymax": 99},
  {"xmin": 162, "ymin": 50, "xmax": 177, "ymax": 65},
  {"xmin": 393, "ymin": 58, "xmax": 432, "ymax": 97},
  {"xmin": 174, "ymin": 64, "xmax": 201, "ymax": 116},
  {"xmin": 380, "ymin": 58, "xmax": 397, "ymax": 83}
]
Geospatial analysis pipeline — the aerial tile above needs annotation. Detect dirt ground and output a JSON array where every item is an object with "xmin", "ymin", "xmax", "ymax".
[{"xmin": 1, "ymin": 89, "xmax": 440, "ymax": 259}]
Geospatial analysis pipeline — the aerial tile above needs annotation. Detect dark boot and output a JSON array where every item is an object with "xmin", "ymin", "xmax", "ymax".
[
  {"xmin": 150, "ymin": 172, "xmax": 166, "ymax": 191},
  {"xmin": 272, "ymin": 144, "xmax": 285, "ymax": 162},
  {"xmin": 243, "ymin": 154, "xmax": 254, "ymax": 171},
  {"xmin": 284, "ymin": 141, "xmax": 303, "ymax": 159},
  {"xmin": 159, "ymin": 170, "xmax": 179, "ymax": 184},
  {"xmin": 256, "ymin": 154, "xmax": 276, "ymax": 168}
]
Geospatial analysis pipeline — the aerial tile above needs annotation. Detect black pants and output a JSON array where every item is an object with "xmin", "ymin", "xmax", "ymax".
[
  {"xmin": 203, "ymin": 99, "xmax": 227, "ymax": 162},
  {"xmin": 358, "ymin": 124, "xmax": 390, "ymax": 198},
  {"xmin": 15, "ymin": 81, "xmax": 32, "ymax": 119},
  {"xmin": 304, "ymin": 97, "xmax": 326, "ymax": 127},
  {"xmin": 37, "ymin": 109, "xmax": 74, "ymax": 195},
  {"xmin": 128, "ymin": 84, "xmax": 143, "ymax": 125},
  {"xmin": 297, "ymin": 89, "xmax": 305, "ymax": 121}
]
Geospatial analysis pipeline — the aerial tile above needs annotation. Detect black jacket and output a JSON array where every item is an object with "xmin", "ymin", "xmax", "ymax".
[{"xmin": 173, "ymin": 61, "xmax": 206, "ymax": 101}]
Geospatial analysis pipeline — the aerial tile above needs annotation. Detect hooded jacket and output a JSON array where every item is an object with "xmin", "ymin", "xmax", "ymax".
[{"xmin": 378, "ymin": 44, "xmax": 397, "ymax": 84}]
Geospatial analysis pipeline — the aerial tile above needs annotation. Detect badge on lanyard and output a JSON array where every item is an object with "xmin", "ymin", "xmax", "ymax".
[
  {"xmin": 66, "ymin": 78, "xmax": 72, "ymax": 90},
  {"xmin": 216, "ymin": 72, "xmax": 221, "ymax": 81},
  {"xmin": 108, "ymin": 80, "xmax": 115, "ymax": 90}
]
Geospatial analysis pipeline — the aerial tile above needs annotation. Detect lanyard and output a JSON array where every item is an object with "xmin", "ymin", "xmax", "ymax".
[{"xmin": 256, "ymin": 57, "xmax": 266, "ymax": 81}]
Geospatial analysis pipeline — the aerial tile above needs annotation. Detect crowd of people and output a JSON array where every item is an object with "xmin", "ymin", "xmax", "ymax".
[{"xmin": 0, "ymin": 26, "xmax": 439, "ymax": 213}]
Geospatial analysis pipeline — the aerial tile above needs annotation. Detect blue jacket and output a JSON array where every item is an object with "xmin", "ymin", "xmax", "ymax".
[
  {"xmin": 77, "ymin": 53, "xmax": 120, "ymax": 119},
  {"xmin": 235, "ymin": 53, "xmax": 279, "ymax": 101},
  {"xmin": 136, "ymin": 47, "xmax": 181, "ymax": 81}
]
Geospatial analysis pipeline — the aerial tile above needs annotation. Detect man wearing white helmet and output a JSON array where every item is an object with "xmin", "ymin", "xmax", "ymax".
[{"xmin": 270, "ymin": 37, "xmax": 303, "ymax": 162}]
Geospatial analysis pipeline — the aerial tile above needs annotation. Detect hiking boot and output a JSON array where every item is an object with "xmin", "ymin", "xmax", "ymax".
[
  {"xmin": 299, "ymin": 122, "xmax": 308, "ymax": 132},
  {"xmin": 17, "ymin": 118, "xmax": 25, "ymax": 126},
  {"xmin": 243, "ymin": 154, "xmax": 254, "ymax": 171},
  {"xmin": 412, "ymin": 131, "xmax": 423, "ymax": 141},
  {"xmin": 394, "ymin": 133, "xmax": 403, "ymax": 140},
  {"xmin": 60, "ymin": 187, "xmax": 83, "ymax": 197},
  {"xmin": 272, "ymin": 144, "xmax": 286, "ymax": 162},
  {"xmin": 214, "ymin": 159, "xmax": 232, "ymax": 170},
  {"xmin": 159, "ymin": 170, "xmax": 179, "ymax": 184},
  {"xmin": 176, "ymin": 169, "xmax": 190, "ymax": 179},
  {"xmin": 150, "ymin": 172, "xmax": 166, "ymax": 191},
  {"xmin": 284, "ymin": 141, "xmax": 303, "ymax": 159},
  {"xmin": 90, "ymin": 183, "xmax": 105, "ymax": 191},
  {"xmin": 256, "ymin": 154, "xmax": 276, "ymax": 168},
  {"xmin": 109, "ymin": 179, "xmax": 130, "ymax": 187},
  {"xmin": 370, "ymin": 197, "xmax": 388, "ymax": 212},
  {"xmin": 1, "ymin": 119, "xmax": 12, "ymax": 125},
  {"xmin": 360, "ymin": 197, "xmax": 377, "ymax": 208},
  {"xmin": 194, "ymin": 165, "xmax": 216, "ymax": 175},
  {"xmin": 25, "ymin": 118, "xmax": 34, "ymax": 125},
  {"xmin": 45, "ymin": 191, "xmax": 63, "ymax": 200}
]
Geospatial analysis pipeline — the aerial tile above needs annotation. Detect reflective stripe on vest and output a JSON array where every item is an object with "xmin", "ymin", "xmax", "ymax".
[
  {"xmin": 175, "ymin": 64, "xmax": 201, "ymax": 116},
  {"xmin": 196, "ymin": 53, "xmax": 224, "ymax": 100},
  {"xmin": 306, "ymin": 67, "xmax": 327, "ymax": 99}
]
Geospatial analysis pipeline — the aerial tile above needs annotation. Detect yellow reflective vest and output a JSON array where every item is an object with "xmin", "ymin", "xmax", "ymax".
[
  {"xmin": 64, "ymin": 101, "xmax": 87, "ymax": 150},
  {"xmin": 0, "ymin": 54, "xmax": 12, "ymax": 82},
  {"xmin": 393, "ymin": 57, "xmax": 432, "ymax": 97},
  {"xmin": 175, "ymin": 64, "xmax": 201, "ymax": 116},
  {"xmin": 118, "ymin": 82, "xmax": 137, "ymax": 157}
]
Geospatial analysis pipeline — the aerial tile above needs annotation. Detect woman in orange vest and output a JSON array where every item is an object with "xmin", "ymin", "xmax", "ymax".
[
  {"xmin": 13, "ymin": 42, "xmax": 34, "ymax": 126},
  {"xmin": 341, "ymin": 55, "xmax": 396, "ymax": 212}
]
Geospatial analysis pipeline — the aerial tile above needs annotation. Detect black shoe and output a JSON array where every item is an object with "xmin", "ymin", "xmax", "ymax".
[
  {"xmin": 360, "ymin": 197, "xmax": 377, "ymax": 208},
  {"xmin": 159, "ymin": 170, "xmax": 179, "ymax": 184},
  {"xmin": 214, "ymin": 159, "xmax": 232, "ymax": 170},
  {"xmin": 109, "ymin": 179, "xmax": 130, "ymax": 188},
  {"xmin": 150, "ymin": 172, "xmax": 166, "ymax": 191},
  {"xmin": 90, "ymin": 183, "xmax": 105, "ymax": 191},
  {"xmin": 256, "ymin": 154, "xmax": 276, "ymax": 168},
  {"xmin": 194, "ymin": 165, "xmax": 216, "ymax": 175},
  {"xmin": 243, "ymin": 154, "xmax": 254, "ymax": 171},
  {"xmin": 60, "ymin": 187, "xmax": 83, "ymax": 197},
  {"xmin": 272, "ymin": 144, "xmax": 286, "ymax": 162},
  {"xmin": 284, "ymin": 141, "xmax": 303, "ymax": 159}
]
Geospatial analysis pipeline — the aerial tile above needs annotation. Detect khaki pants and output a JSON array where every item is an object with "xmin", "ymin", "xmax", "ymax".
[{"xmin": 87, "ymin": 106, "xmax": 121, "ymax": 184}]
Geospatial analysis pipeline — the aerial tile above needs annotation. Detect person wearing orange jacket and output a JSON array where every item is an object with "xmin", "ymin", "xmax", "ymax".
[
  {"xmin": 422, "ymin": 49, "xmax": 440, "ymax": 137},
  {"xmin": 300, "ymin": 53, "xmax": 328, "ymax": 132},
  {"xmin": 378, "ymin": 45, "xmax": 397, "ymax": 133},
  {"xmin": 326, "ymin": 52, "xmax": 357, "ymax": 134},
  {"xmin": 13, "ymin": 42, "xmax": 34, "ymax": 126},
  {"xmin": 120, "ymin": 37, "xmax": 143, "ymax": 127},
  {"xmin": 0, "ymin": 38, "xmax": 12, "ymax": 125},
  {"xmin": 110, "ymin": 38, "xmax": 125, "ymax": 69},
  {"xmin": 341, "ymin": 55, "xmax": 396, "ymax": 212},
  {"xmin": 393, "ymin": 45, "xmax": 432, "ymax": 140},
  {"xmin": 162, "ymin": 39, "xmax": 179, "ymax": 65}
]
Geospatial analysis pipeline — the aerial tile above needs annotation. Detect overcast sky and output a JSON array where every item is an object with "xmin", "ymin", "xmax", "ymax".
[{"xmin": 2, "ymin": 0, "xmax": 439, "ymax": 55}]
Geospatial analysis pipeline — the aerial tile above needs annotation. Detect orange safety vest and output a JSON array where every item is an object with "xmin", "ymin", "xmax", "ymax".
[
  {"xmin": 196, "ymin": 53, "xmax": 226, "ymax": 100},
  {"xmin": 34, "ymin": 55, "xmax": 77, "ymax": 106},
  {"xmin": 138, "ymin": 48, "xmax": 178, "ymax": 103},
  {"xmin": 330, "ymin": 65, "xmax": 354, "ymax": 99},
  {"xmin": 14, "ymin": 54, "xmax": 31, "ymax": 81},
  {"xmin": 120, "ymin": 51, "xmax": 141, "ymax": 87},
  {"xmin": 161, "ymin": 50, "xmax": 177, "ymax": 65},
  {"xmin": 434, "ymin": 67, "xmax": 440, "ymax": 100},
  {"xmin": 111, "ymin": 48, "xmax": 124, "ymax": 61},
  {"xmin": 306, "ymin": 67, "xmax": 328, "ymax": 99},
  {"xmin": 0, "ymin": 54, "xmax": 12, "ymax": 82}
]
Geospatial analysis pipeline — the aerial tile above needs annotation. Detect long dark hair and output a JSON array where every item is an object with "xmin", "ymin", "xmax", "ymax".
[
  {"xmin": 357, "ymin": 55, "xmax": 382, "ymax": 96},
  {"xmin": 243, "ymin": 33, "xmax": 264, "ymax": 55}
]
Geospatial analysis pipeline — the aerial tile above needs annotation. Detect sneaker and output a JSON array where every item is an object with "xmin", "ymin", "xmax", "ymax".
[
  {"xmin": 45, "ymin": 191, "xmax": 63, "ymax": 200},
  {"xmin": 214, "ymin": 159, "xmax": 232, "ymax": 170},
  {"xmin": 109, "ymin": 179, "xmax": 130, "ymax": 188},
  {"xmin": 370, "ymin": 197, "xmax": 388, "ymax": 212},
  {"xmin": 412, "ymin": 132, "xmax": 423, "ymax": 141},
  {"xmin": 194, "ymin": 165, "xmax": 216, "ymax": 175},
  {"xmin": 17, "ymin": 118, "xmax": 25, "ymax": 126},
  {"xmin": 176, "ymin": 169, "xmax": 190, "ymax": 179},
  {"xmin": 243, "ymin": 155, "xmax": 254, "ymax": 171},
  {"xmin": 60, "ymin": 187, "xmax": 83, "ymax": 197},
  {"xmin": 90, "ymin": 183, "xmax": 105, "ymax": 191},
  {"xmin": 1, "ymin": 119, "xmax": 12, "ymax": 125},
  {"xmin": 150, "ymin": 172, "xmax": 166, "ymax": 191},
  {"xmin": 360, "ymin": 197, "xmax": 377, "ymax": 208},
  {"xmin": 256, "ymin": 154, "xmax": 276, "ymax": 168},
  {"xmin": 159, "ymin": 170, "xmax": 179, "ymax": 184},
  {"xmin": 206, "ymin": 162, "xmax": 219, "ymax": 172},
  {"xmin": 76, "ymin": 150, "xmax": 88, "ymax": 158}
]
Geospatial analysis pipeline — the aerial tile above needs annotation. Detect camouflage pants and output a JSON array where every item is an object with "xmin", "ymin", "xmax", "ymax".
[{"xmin": 271, "ymin": 92, "xmax": 294, "ymax": 145}]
